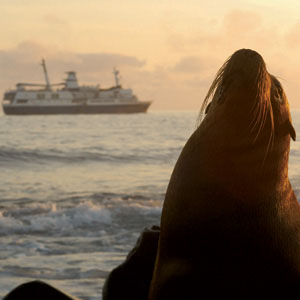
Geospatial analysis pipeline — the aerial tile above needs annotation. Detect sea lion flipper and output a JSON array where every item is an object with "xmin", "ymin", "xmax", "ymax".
[{"xmin": 103, "ymin": 226, "xmax": 160, "ymax": 300}]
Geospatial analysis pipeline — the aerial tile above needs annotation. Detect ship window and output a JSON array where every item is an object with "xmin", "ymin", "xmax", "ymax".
[
  {"xmin": 4, "ymin": 92, "xmax": 16, "ymax": 100},
  {"xmin": 51, "ymin": 93, "xmax": 59, "ymax": 99},
  {"xmin": 17, "ymin": 99, "xmax": 28, "ymax": 103},
  {"xmin": 37, "ymin": 93, "xmax": 45, "ymax": 100}
]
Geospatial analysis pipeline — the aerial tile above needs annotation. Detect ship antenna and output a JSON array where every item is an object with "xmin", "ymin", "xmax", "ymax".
[
  {"xmin": 113, "ymin": 67, "xmax": 120, "ymax": 87},
  {"xmin": 41, "ymin": 59, "xmax": 51, "ymax": 90}
]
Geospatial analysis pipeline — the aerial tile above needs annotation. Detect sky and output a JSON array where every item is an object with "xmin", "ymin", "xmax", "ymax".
[{"xmin": 1, "ymin": 0, "xmax": 300, "ymax": 110}]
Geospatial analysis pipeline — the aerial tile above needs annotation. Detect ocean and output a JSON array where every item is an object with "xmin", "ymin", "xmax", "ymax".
[{"xmin": 1, "ymin": 110, "xmax": 300, "ymax": 299}]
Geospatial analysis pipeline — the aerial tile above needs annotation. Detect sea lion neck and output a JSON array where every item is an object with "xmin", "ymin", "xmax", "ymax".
[{"xmin": 196, "ymin": 102, "xmax": 291, "ymax": 202}]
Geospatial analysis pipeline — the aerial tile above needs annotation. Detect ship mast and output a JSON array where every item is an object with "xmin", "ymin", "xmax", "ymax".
[
  {"xmin": 41, "ymin": 59, "xmax": 51, "ymax": 90},
  {"xmin": 113, "ymin": 68, "xmax": 120, "ymax": 87}
]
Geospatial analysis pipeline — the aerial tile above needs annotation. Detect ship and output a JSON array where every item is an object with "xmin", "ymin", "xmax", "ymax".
[{"xmin": 2, "ymin": 60, "xmax": 151, "ymax": 115}]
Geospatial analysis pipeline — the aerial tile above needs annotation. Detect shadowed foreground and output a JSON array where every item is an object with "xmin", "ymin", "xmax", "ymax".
[
  {"xmin": 3, "ymin": 281, "xmax": 80, "ymax": 300},
  {"xmin": 3, "ymin": 226, "xmax": 160, "ymax": 300}
]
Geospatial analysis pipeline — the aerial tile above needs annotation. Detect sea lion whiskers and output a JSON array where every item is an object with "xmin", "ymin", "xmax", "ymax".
[
  {"xmin": 237, "ymin": 59, "xmax": 275, "ymax": 145},
  {"xmin": 197, "ymin": 55, "xmax": 232, "ymax": 125},
  {"xmin": 248, "ymin": 73, "xmax": 275, "ymax": 164},
  {"xmin": 248, "ymin": 64, "xmax": 270, "ymax": 132}
]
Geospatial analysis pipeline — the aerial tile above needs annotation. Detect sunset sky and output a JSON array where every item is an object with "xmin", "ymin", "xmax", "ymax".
[{"xmin": 1, "ymin": 0, "xmax": 300, "ymax": 110}]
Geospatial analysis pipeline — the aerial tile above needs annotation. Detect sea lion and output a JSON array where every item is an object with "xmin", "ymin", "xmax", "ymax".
[
  {"xmin": 103, "ymin": 226, "xmax": 160, "ymax": 300},
  {"xmin": 149, "ymin": 49, "xmax": 300, "ymax": 299},
  {"xmin": 3, "ymin": 280, "xmax": 81, "ymax": 300}
]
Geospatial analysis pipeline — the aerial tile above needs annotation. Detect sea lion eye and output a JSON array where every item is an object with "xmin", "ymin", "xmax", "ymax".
[{"xmin": 273, "ymin": 79, "xmax": 284, "ymax": 104}]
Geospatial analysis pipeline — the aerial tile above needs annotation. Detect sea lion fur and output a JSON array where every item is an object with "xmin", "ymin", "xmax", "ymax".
[{"xmin": 149, "ymin": 49, "xmax": 300, "ymax": 299}]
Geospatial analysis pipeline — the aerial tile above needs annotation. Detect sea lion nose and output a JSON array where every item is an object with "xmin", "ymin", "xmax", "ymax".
[{"xmin": 241, "ymin": 48, "xmax": 258, "ymax": 57}]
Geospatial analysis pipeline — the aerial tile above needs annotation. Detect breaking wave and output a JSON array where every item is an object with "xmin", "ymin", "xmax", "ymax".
[
  {"xmin": 0, "ymin": 193, "xmax": 162, "ymax": 238},
  {"xmin": 0, "ymin": 146, "xmax": 181, "ymax": 166}
]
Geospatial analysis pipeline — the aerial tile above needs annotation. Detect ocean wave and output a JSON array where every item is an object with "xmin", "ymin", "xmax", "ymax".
[
  {"xmin": 0, "ymin": 201, "xmax": 112, "ymax": 236},
  {"xmin": 0, "ymin": 194, "xmax": 162, "ymax": 238},
  {"xmin": 1, "ymin": 265, "xmax": 109, "ymax": 280},
  {"xmin": 0, "ymin": 146, "xmax": 181, "ymax": 166}
]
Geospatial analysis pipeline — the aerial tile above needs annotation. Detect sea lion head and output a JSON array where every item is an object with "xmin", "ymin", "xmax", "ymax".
[{"xmin": 199, "ymin": 49, "xmax": 295, "ymax": 157}]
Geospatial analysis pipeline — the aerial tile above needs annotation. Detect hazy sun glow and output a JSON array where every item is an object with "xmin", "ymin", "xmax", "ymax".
[{"xmin": 1, "ymin": 0, "xmax": 300, "ymax": 110}]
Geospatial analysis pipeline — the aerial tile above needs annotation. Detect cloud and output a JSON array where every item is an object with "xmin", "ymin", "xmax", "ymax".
[
  {"xmin": 77, "ymin": 53, "xmax": 145, "ymax": 71},
  {"xmin": 166, "ymin": 9, "xmax": 282, "ymax": 60},
  {"xmin": 0, "ymin": 41, "xmax": 53, "ymax": 64},
  {"xmin": 285, "ymin": 21, "xmax": 300, "ymax": 50},
  {"xmin": 159, "ymin": 9, "xmax": 300, "ymax": 109},
  {"xmin": 0, "ymin": 41, "xmax": 146, "ymax": 84},
  {"xmin": 43, "ymin": 14, "xmax": 68, "ymax": 26},
  {"xmin": 223, "ymin": 10, "xmax": 263, "ymax": 38},
  {"xmin": 173, "ymin": 56, "xmax": 211, "ymax": 73},
  {"xmin": 135, "ymin": 8, "xmax": 300, "ymax": 109}
]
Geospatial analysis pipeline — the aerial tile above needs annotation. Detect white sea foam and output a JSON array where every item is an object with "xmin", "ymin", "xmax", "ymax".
[{"xmin": 0, "ymin": 201, "xmax": 114, "ymax": 236}]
